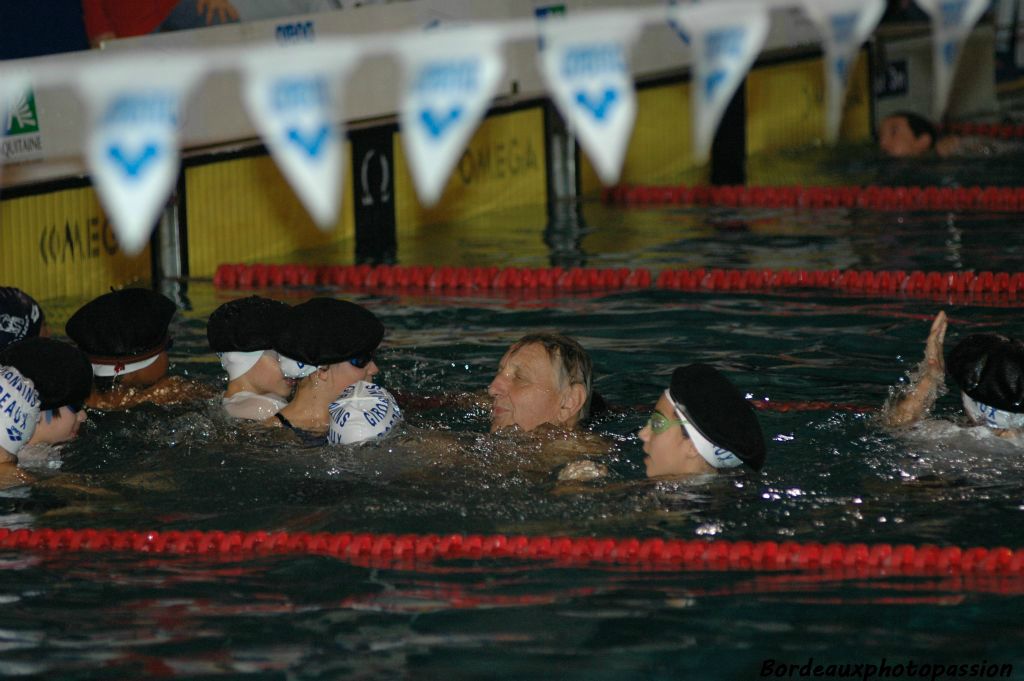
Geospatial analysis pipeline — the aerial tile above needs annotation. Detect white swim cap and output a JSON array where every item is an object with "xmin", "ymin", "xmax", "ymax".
[
  {"xmin": 962, "ymin": 392, "xmax": 1024, "ymax": 430},
  {"xmin": 328, "ymin": 381, "xmax": 402, "ymax": 445},
  {"xmin": 0, "ymin": 365, "xmax": 40, "ymax": 455},
  {"xmin": 278, "ymin": 354, "xmax": 318, "ymax": 379},
  {"xmin": 220, "ymin": 350, "xmax": 270, "ymax": 381}
]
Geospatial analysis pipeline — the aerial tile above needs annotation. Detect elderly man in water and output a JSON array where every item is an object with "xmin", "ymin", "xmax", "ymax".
[{"xmin": 487, "ymin": 333, "xmax": 593, "ymax": 434}]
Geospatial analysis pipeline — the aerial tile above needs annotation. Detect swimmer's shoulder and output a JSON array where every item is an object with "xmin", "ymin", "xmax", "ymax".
[{"xmin": 222, "ymin": 391, "xmax": 287, "ymax": 420}]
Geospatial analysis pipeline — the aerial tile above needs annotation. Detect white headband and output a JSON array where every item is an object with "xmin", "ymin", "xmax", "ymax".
[
  {"xmin": 961, "ymin": 392, "xmax": 1024, "ymax": 430},
  {"xmin": 0, "ymin": 365, "xmax": 40, "ymax": 455},
  {"xmin": 278, "ymin": 354, "xmax": 318, "ymax": 379},
  {"xmin": 219, "ymin": 350, "xmax": 270, "ymax": 381},
  {"xmin": 92, "ymin": 353, "xmax": 160, "ymax": 378},
  {"xmin": 664, "ymin": 389, "xmax": 744, "ymax": 469}
]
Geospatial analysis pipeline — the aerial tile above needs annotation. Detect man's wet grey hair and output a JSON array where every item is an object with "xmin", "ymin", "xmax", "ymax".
[{"xmin": 508, "ymin": 333, "xmax": 593, "ymax": 424}]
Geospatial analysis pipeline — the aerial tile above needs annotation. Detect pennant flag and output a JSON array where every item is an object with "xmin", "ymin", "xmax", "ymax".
[
  {"xmin": 670, "ymin": 3, "xmax": 769, "ymax": 163},
  {"xmin": 538, "ymin": 13, "xmax": 643, "ymax": 186},
  {"xmin": 801, "ymin": 0, "xmax": 884, "ymax": 143},
  {"xmin": 242, "ymin": 45, "xmax": 356, "ymax": 229},
  {"xmin": 914, "ymin": 0, "xmax": 989, "ymax": 120},
  {"xmin": 78, "ymin": 60, "xmax": 203, "ymax": 256},
  {"xmin": 398, "ymin": 28, "xmax": 505, "ymax": 206}
]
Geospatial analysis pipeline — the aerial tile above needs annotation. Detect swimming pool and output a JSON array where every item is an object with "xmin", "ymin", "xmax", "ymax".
[{"xmin": 6, "ymin": 173, "xmax": 1024, "ymax": 678}]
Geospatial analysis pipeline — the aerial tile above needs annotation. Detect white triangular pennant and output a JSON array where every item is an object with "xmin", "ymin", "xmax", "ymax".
[
  {"xmin": 801, "ymin": 0, "xmax": 885, "ymax": 143},
  {"xmin": 398, "ymin": 28, "xmax": 505, "ymax": 206},
  {"xmin": 671, "ymin": 3, "xmax": 769, "ymax": 163},
  {"xmin": 538, "ymin": 13, "xmax": 643, "ymax": 186},
  {"xmin": 78, "ymin": 60, "xmax": 204, "ymax": 256},
  {"xmin": 242, "ymin": 45, "xmax": 357, "ymax": 229},
  {"xmin": 914, "ymin": 0, "xmax": 989, "ymax": 120}
]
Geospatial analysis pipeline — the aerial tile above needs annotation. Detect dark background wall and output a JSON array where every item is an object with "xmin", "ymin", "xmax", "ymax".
[{"xmin": 0, "ymin": 0, "xmax": 90, "ymax": 60}]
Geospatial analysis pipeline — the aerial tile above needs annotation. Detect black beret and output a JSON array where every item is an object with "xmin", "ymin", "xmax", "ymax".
[
  {"xmin": 0, "ymin": 337, "xmax": 92, "ymax": 410},
  {"xmin": 275, "ymin": 298, "xmax": 383, "ymax": 366},
  {"xmin": 669, "ymin": 363, "xmax": 766, "ymax": 471},
  {"xmin": 948, "ymin": 333, "xmax": 1024, "ymax": 413},
  {"xmin": 65, "ymin": 288, "xmax": 176, "ymax": 360},
  {"xmin": 0, "ymin": 287, "xmax": 44, "ymax": 350},
  {"xmin": 208, "ymin": 296, "xmax": 290, "ymax": 353}
]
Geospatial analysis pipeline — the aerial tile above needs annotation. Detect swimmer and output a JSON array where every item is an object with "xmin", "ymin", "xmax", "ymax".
[
  {"xmin": 884, "ymin": 311, "xmax": 1024, "ymax": 437},
  {"xmin": 207, "ymin": 296, "xmax": 293, "ymax": 420},
  {"xmin": 0, "ymin": 287, "xmax": 47, "ymax": 350},
  {"xmin": 328, "ymin": 381, "xmax": 403, "ymax": 445},
  {"xmin": 638, "ymin": 364, "xmax": 766, "ymax": 478},
  {"xmin": 878, "ymin": 111, "xmax": 944, "ymax": 158},
  {"xmin": 66, "ymin": 288, "xmax": 215, "ymax": 410},
  {"xmin": 488, "ymin": 333, "xmax": 592, "ymax": 434},
  {"xmin": 266, "ymin": 298, "xmax": 384, "ymax": 439},
  {"xmin": 0, "ymin": 337, "xmax": 91, "ymax": 446},
  {"xmin": 0, "ymin": 365, "xmax": 41, "ymax": 488}
]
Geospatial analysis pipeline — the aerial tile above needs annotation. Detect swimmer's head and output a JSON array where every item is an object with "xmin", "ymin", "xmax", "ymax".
[
  {"xmin": 0, "ymin": 287, "xmax": 45, "ymax": 350},
  {"xmin": 327, "ymin": 381, "xmax": 402, "ymax": 445},
  {"xmin": 639, "ymin": 364, "xmax": 765, "ymax": 477},
  {"xmin": 949, "ymin": 333, "xmax": 1024, "ymax": 428},
  {"xmin": 0, "ymin": 337, "xmax": 92, "ymax": 445},
  {"xmin": 488, "ymin": 333, "xmax": 592, "ymax": 432},
  {"xmin": 0, "ymin": 365, "xmax": 40, "ymax": 459},
  {"xmin": 878, "ymin": 111, "xmax": 937, "ymax": 158},
  {"xmin": 274, "ymin": 298, "xmax": 384, "ymax": 368},
  {"xmin": 208, "ymin": 296, "xmax": 292, "ymax": 396},
  {"xmin": 66, "ymin": 288, "xmax": 176, "ymax": 385},
  {"xmin": 275, "ymin": 298, "xmax": 383, "ymax": 401}
]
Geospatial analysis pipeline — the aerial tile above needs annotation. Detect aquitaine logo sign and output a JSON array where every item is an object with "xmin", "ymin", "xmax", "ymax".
[
  {"xmin": 538, "ymin": 13, "xmax": 642, "ymax": 186},
  {"xmin": 801, "ymin": 0, "xmax": 885, "ymax": 143},
  {"xmin": 78, "ymin": 61, "xmax": 202, "ymax": 256},
  {"xmin": 1, "ymin": 74, "xmax": 43, "ymax": 164},
  {"xmin": 243, "ymin": 47, "xmax": 356, "ymax": 230},
  {"xmin": 398, "ymin": 29, "xmax": 505, "ymax": 207},
  {"xmin": 670, "ymin": 3, "xmax": 769, "ymax": 164}
]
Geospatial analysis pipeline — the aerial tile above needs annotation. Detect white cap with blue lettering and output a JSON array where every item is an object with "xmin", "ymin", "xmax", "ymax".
[
  {"xmin": 278, "ymin": 354, "xmax": 318, "ymax": 379},
  {"xmin": 328, "ymin": 381, "xmax": 402, "ymax": 445},
  {"xmin": 0, "ymin": 365, "xmax": 41, "ymax": 456}
]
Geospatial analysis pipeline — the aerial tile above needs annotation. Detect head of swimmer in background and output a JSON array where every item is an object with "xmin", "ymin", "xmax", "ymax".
[
  {"xmin": 878, "ymin": 111, "xmax": 938, "ymax": 158},
  {"xmin": 948, "ymin": 333, "xmax": 1024, "ymax": 431},
  {"xmin": 488, "ymin": 333, "xmax": 592, "ymax": 433},
  {"xmin": 0, "ymin": 338, "xmax": 92, "ymax": 446},
  {"xmin": 0, "ymin": 287, "xmax": 47, "ymax": 351},
  {"xmin": 639, "ymin": 364, "xmax": 766, "ymax": 478},
  {"xmin": 0, "ymin": 365, "xmax": 40, "ymax": 463},
  {"xmin": 65, "ymin": 288, "xmax": 177, "ymax": 391},
  {"xmin": 274, "ymin": 298, "xmax": 384, "ymax": 405},
  {"xmin": 208, "ymin": 296, "xmax": 293, "ymax": 399}
]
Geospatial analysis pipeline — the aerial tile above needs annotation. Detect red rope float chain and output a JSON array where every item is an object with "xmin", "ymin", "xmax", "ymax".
[
  {"xmin": 602, "ymin": 183, "xmax": 1024, "ymax": 210},
  {"xmin": 212, "ymin": 263, "xmax": 1024, "ymax": 300},
  {"xmin": 1, "ymin": 528, "xmax": 1021, "ymax": 577}
]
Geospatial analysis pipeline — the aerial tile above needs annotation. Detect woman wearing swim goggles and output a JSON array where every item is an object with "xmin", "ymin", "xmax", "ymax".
[
  {"xmin": 268, "ymin": 298, "xmax": 385, "ymax": 437},
  {"xmin": 638, "ymin": 365, "xmax": 766, "ymax": 478}
]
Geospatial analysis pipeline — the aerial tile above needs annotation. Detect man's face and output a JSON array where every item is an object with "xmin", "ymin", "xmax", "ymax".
[
  {"xmin": 488, "ymin": 343, "xmax": 566, "ymax": 433},
  {"xmin": 878, "ymin": 115, "xmax": 931, "ymax": 157}
]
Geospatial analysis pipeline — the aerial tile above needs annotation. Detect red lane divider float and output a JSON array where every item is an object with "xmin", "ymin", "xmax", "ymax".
[
  {"xmin": 212, "ymin": 264, "xmax": 1024, "ymax": 305},
  {"xmin": 602, "ymin": 183, "xmax": 1024, "ymax": 211},
  {"xmin": 943, "ymin": 122, "xmax": 1024, "ymax": 139},
  {"xmin": 1, "ymin": 527, "xmax": 1021, "ymax": 577}
]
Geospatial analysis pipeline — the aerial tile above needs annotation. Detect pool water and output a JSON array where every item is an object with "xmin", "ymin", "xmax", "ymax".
[{"xmin": 6, "ymin": 151, "xmax": 1024, "ymax": 679}]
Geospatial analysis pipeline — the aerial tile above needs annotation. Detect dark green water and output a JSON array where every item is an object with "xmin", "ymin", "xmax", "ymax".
[{"xmin": 6, "ymin": 168, "xmax": 1024, "ymax": 678}]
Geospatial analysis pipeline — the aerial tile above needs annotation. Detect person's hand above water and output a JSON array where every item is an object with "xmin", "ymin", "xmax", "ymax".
[
  {"xmin": 197, "ymin": 0, "xmax": 240, "ymax": 24},
  {"xmin": 883, "ymin": 311, "xmax": 948, "ymax": 428}
]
